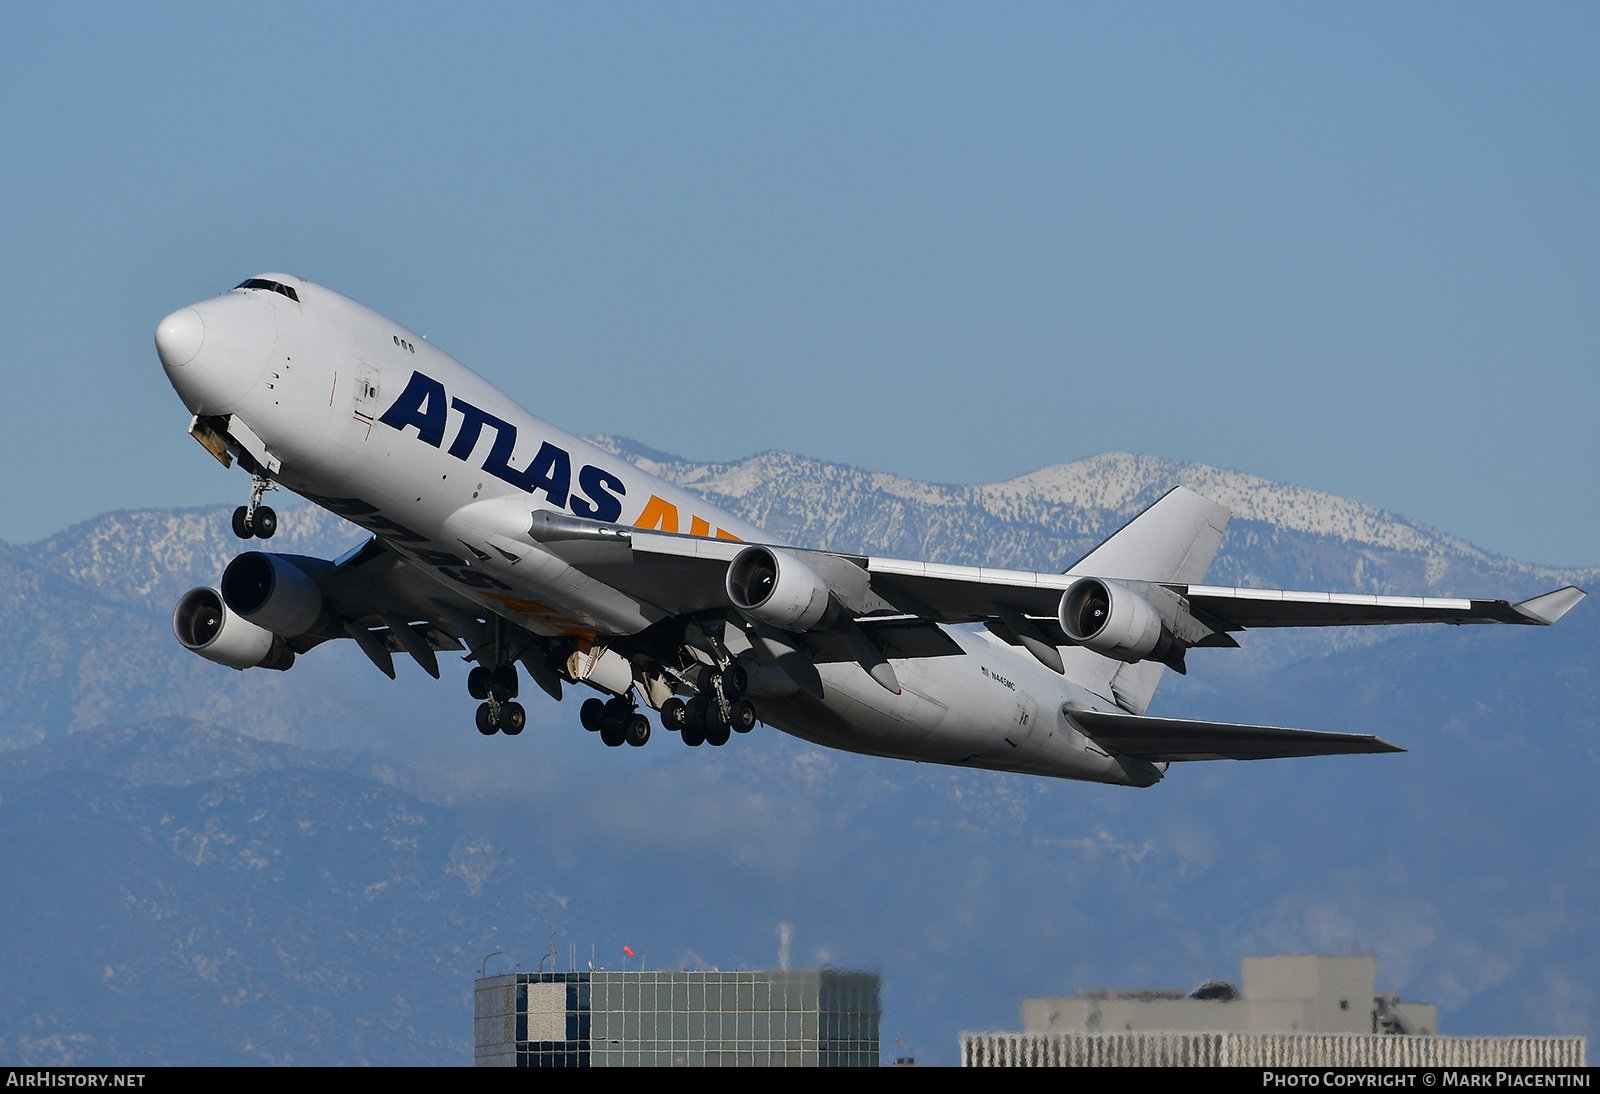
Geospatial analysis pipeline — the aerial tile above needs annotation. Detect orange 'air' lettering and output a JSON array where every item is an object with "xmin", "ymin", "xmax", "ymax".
[
  {"xmin": 715, "ymin": 528, "xmax": 742, "ymax": 541},
  {"xmin": 690, "ymin": 516, "xmax": 711, "ymax": 537},
  {"xmin": 633, "ymin": 494, "xmax": 680, "ymax": 533}
]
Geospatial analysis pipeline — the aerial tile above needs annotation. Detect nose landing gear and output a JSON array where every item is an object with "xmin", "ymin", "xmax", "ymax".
[{"xmin": 232, "ymin": 470, "xmax": 279, "ymax": 540}]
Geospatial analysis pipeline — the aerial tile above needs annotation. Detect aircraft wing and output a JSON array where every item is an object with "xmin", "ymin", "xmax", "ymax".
[
  {"xmin": 529, "ymin": 510, "xmax": 1585, "ymax": 637},
  {"xmin": 857, "ymin": 567, "xmax": 1585, "ymax": 630},
  {"xmin": 248, "ymin": 537, "xmax": 477, "ymax": 678},
  {"xmin": 1067, "ymin": 708, "xmax": 1404, "ymax": 762},
  {"xmin": 1169, "ymin": 583, "xmax": 1586, "ymax": 630}
]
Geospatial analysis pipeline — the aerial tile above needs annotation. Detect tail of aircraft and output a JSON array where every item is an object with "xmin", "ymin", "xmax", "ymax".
[{"xmin": 1061, "ymin": 487, "xmax": 1232, "ymax": 714}]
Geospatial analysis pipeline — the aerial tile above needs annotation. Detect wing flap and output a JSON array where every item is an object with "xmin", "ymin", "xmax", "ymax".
[
  {"xmin": 802, "ymin": 617, "xmax": 965, "ymax": 664},
  {"xmin": 865, "ymin": 559, "xmax": 1070, "ymax": 620},
  {"xmin": 1068, "ymin": 707, "xmax": 1404, "ymax": 762}
]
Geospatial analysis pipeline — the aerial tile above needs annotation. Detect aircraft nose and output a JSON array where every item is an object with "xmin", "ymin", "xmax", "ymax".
[{"xmin": 155, "ymin": 307, "xmax": 206, "ymax": 368}]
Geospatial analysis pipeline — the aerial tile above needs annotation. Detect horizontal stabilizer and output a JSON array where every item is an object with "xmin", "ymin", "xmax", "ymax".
[
  {"xmin": 1067, "ymin": 707, "xmax": 1403, "ymax": 762},
  {"xmin": 1513, "ymin": 585, "xmax": 1587, "ymax": 625}
]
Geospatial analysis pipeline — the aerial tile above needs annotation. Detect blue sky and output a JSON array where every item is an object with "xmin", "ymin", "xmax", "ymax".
[{"xmin": 2, "ymin": 4, "xmax": 1596, "ymax": 566}]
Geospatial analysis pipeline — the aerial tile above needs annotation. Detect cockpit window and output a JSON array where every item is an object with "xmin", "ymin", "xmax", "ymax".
[{"xmin": 235, "ymin": 278, "xmax": 300, "ymax": 303}]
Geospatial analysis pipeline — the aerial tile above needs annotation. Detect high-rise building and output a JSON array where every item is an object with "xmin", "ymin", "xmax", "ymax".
[{"xmin": 476, "ymin": 968, "xmax": 881, "ymax": 1067}]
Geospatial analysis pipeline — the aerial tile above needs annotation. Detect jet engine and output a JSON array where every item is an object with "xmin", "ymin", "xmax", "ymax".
[
  {"xmin": 173, "ymin": 586, "xmax": 294, "ymax": 670},
  {"xmin": 1059, "ymin": 577, "xmax": 1184, "ymax": 668},
  {"xmin": 725, "ymin": 546, "xmax": 842, "ymax": 632},
  {"xmin": 220, "ymin": 552, "xmax": 325, "ymax": 636}
]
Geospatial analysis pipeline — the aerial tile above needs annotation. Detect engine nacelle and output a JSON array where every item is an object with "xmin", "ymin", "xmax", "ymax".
[
  {"xmin": 1059, "ymin": 577, "xmax": 1180, "ymax": 666},
  {"xmin": 725, "ymin": 546, "xmax": 841, "ymax": 632},
  {"xmin": 221, "ymin": 552, "xmax": 324, "ymax": 636},
  {"xmin": 173, "ymin": 587, "xmax": 294, "ymax": 671}
]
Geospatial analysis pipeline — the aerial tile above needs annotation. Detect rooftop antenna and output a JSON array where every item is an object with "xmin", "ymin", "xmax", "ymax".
[{"xmin": 479, "ymin": 950, "xmax": 502, "ymax": 978}]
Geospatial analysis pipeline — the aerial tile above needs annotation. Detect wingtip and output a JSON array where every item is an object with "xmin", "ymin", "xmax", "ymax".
[{"xmin": 1512, "ymin": 585, "xmax": 1587, "ymax": 625}]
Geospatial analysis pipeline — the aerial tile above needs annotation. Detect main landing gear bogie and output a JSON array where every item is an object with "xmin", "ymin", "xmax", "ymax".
[
  {"xmin": 476, "ymin": 699, "xmax": 525, "ymax": 736},
  {"xmin": 470, "ymin": 659, "xmax": 525, "ymax": 736},
  {"xmin": 581, "ymin": 696, "xmax": 650, "ymax": 747},
  {"xmin": 661, "ymin": 670, "xmax": 758, "ymax": 748}
]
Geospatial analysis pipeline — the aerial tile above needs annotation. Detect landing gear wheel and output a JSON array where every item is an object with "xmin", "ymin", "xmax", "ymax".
[
  {"xmin": 252, "ymin": 506, "xmax": 277, "ymax": 539},
  {"xmin": 625, "ymin": 715, "xmax": 651, "ymax": 747},
  {"xmin": 231, "ymin": 506, "xmax": 252, "ymax": 539},
  {"xmin": 603, "ymin": 696, "xmax": 633, "ymax": 724},
  {"xmin": 476, "ymin": 703, "xmax": 499, "ymax": 735},
  {"xmin": 682, "ymin": 721, "xmax": 706, "ymax": 747},
  {"xmin": 580, "ymin": 698, "xmax": 607, "ymax": 732},
  {"xmin": 705, "ymin": 720, "xmax": 731, "ymax": 747},
  {"xmin": 600, "ymin": 719, "xmax": 625, "ymax": 747},
  {"xmin": 499, "ymin": 702, "xmax": 526, "ymax": 735},
  {"xmin": 729, "ymin": 698, "xmax": 757, "ymax": 733},
  {"xmin": 490, "ymin": 665, "xmax": 519, "ymax": 702},
  {"xmin": 660, "ymin": 697, "xmax": 687, "ymax": 732},
  {"xmin": 696, "ymin": 664, "xmax": 718, "ymax": 695},
  {"xmin": 720, "ymin": 663, "xmax": 748, "ymax": 698},
  {"xmin": 467, "ymin": 666, "xmax": 492, "ymax": 701}
]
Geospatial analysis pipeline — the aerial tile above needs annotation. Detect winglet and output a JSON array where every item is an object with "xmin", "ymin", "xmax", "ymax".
[{"xmin": 1512, "ymin": 586, "xmax": 1587, "ymax": 625}]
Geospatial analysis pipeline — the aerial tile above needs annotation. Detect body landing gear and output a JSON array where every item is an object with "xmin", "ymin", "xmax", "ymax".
[
  {"xmin": 232, "ymin": 470, "xmax": 278, "ymax": 539},
  {"xmin": 660, "ymin": 663, "xmax": 758, "ymax": 748},
  {"xmin": 581, "ymin": 696, "xmax": 650, "ymax": 747}
]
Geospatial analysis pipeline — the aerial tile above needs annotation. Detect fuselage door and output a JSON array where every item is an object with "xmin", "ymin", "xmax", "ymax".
[
  {"xmin": 354, "ymin": 362, "xmax": 382, "ymax": 421},
  {"xmin": 1008, "ymin": 693, "xmax": 1040, "ymax": 749}
]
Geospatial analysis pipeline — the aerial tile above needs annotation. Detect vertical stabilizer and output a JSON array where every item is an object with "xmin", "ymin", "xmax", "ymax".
[
  {"xmin": 1065, "ymin": 486, "xmax": 1231, "ymax": 584},
  {"xmin": 1061, "ymin": 487, "xmax": 1232, "ymax": 714}
]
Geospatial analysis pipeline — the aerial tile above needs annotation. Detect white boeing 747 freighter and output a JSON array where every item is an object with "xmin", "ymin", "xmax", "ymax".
[{"xmin": 157, "ymin": 274, "xmax": 1585, "ymax": 787}]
